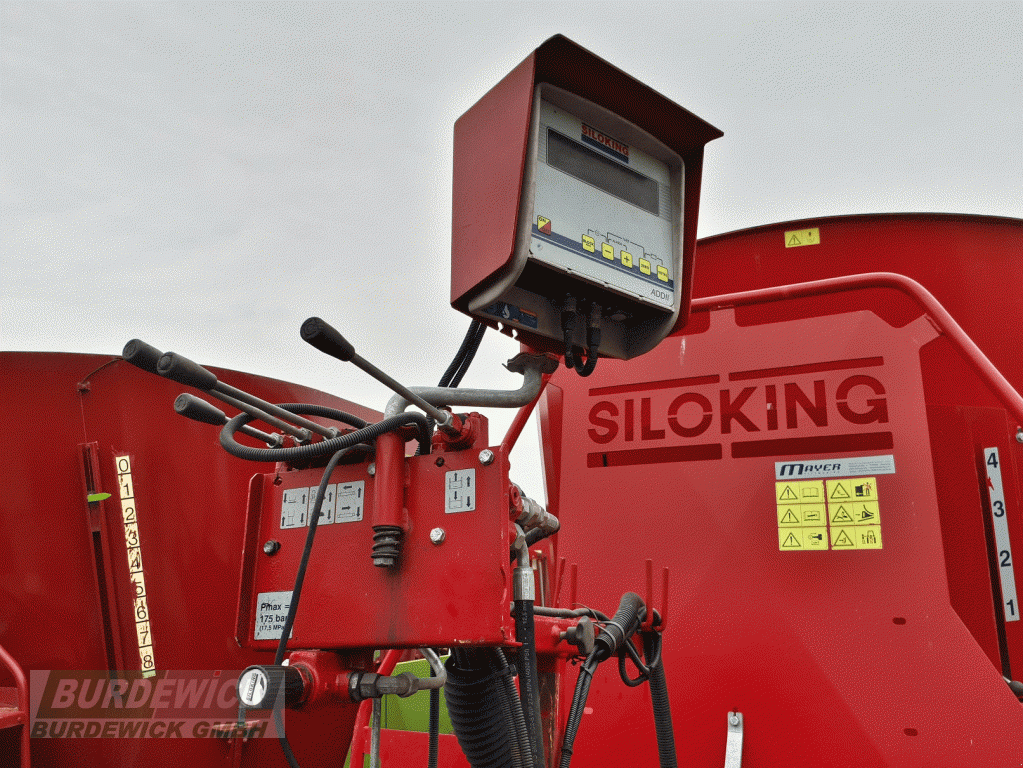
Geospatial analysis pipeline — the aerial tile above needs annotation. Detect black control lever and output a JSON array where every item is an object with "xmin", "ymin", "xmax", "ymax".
[
  {"xmin": 156, "ymin": 351, "xmax": 336, "ymax": 442},
  {"xmin": 174, "ymin": 394, "xmax": 283, "ymax": 447},
  {"xmin": 301, "ymin": 317, "xmax": 457, "ymax": 433},
  {"xmin": 123, "ymin": 340, "xmax": 330, "ymax": 442},
  {"xmin": 122, "ymin": 339, "xmax": 165, "ymax": 375}
]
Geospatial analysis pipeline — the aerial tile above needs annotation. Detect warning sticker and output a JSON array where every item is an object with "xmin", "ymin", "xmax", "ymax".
[
  {"xmin": 776, "ymin": 475, "xmax": 883, "ymax": 551},
  {"xmin": 779, "ymin": 527, "xmax": 828, "ymax": 550},
  {"xmin": 831, "ymin": 526, "xmax": 882, "ymax": 550},
  {"xmin": 776, "ymin": 480, "xmax": 825, "ymax": 504},
  {"xmin": 537, "ymin": 216, "xmax": 552, "ymax": 235},
  {"xmin": 784, "ymin": 227, "xmax": 821, "ymax": 248}
]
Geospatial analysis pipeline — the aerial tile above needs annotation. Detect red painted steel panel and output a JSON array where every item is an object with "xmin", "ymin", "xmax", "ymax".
[
  {"xmin": 0, "ymin": 352, "xmax": 378, "ymax": 767},
  {"xmin": 694, "ymin": 214, "xmax": 1023, "ymax": 390},
  {"xmin": 540, "ymin": 276, "xmax": 1023, "ymax": 765},
  {"xmin": 240, "ymin": 446, "xmax": 514, "ymax": 651}
]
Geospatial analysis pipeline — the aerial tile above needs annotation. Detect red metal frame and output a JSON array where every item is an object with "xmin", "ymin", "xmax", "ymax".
[
  {"xmin": 539, "ymin": 268, "xmax": 1023, "ymax": 766},
  {"xmin": 0, "ymin": 640, "xmax": 30, "ymax": 768}
]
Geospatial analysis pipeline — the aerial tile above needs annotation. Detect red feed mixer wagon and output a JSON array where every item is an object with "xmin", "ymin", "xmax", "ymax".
[{"xmin": 2, "ymin": 35, "xmax": 1020, "ymax": 768}]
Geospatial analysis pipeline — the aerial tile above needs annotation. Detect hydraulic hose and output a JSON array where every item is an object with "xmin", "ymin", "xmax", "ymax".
[
  {"xmin": 220, "ymin": 405, "xmax": 430, "ymax": 462},
  {"xmin": 593, "ymin": 592, "xmax": 646, "ymax": 663},
  {"xmin": 559, "ymin": 593, "xmax": 647, "ymax": 768},
  {"xmin": 557, "ymin": 657, "xmax": 597, "ymax": 768},
  {"xmin": 444, "ymin": 649, "xmax": 533, "ymax": 768},
  {"xmin": 515, "ymin": 599, "xmax": 544, "ymax": 768},
  {"xmin": 643, "ymin": 632, "xmax": 678, "ymax": 768}
]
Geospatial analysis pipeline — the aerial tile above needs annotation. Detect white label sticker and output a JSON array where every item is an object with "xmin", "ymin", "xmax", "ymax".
[
  {"xmin": 985, "ymin": 448, "xmax": 1019, "ymax": 622},
  {"xmin": 776, "ymin": 455, "xmax": 896, "ymax": 480},
  {"xmin": 445, "ymin": 469, "xmax": 476, "ymax": 513},
  {"xmin": 336, "ymin": 482, "xmax": 365, "ymax": 523},
  {"xmin": 281, "ymin": 489, "xmax": 309, "ymax": 529},
  {"xmin": 254, "ymin": 590, "xmax": 294, "ymax": 640}
]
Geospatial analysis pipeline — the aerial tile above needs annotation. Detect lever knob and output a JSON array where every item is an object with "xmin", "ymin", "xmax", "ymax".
[
  {"xmin": 157, "ymin": 352, "xmax": 218, "ymax": 391},
  {"xmin": 174, "ymin": 393, "xmax": 227, "ymax": 426},
  {"xmin": 301, "ymin": 317, "xmax": 356, "ymax": 362},
  {"xmin": 122, "ymin": 339, "xmax": 164, "ymax": 375}
]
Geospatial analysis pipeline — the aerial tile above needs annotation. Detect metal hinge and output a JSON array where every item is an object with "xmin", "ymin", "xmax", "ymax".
[{"xmin": 724, "ymin": 711, "xmax": 743, "ymax": 768}]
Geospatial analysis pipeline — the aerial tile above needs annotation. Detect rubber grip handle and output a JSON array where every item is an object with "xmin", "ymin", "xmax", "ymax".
[
  {"xmin": 301, "ymin": 317, "xmax": 355, "ymax": 362},
  {"xmin": 174, "ymin": 393, "xmax": 227, "ymax": 426},
  {"xmin": 157, "ymin": 352, "xmax": 218, "ymax": 391},
  {"xmin": 122, "ymin": 339, "xmax": 164, "ymax": 375}
]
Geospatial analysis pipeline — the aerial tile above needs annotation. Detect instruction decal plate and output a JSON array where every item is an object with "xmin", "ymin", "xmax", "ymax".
[{"xmin": 776, "ymin": 473, "xmax": 884, "ymax": 551}]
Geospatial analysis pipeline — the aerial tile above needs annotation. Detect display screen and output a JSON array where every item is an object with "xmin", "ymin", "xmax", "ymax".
[{"xmin": 546, "ymin": 129, "xmax": 659, "ymax": 216}]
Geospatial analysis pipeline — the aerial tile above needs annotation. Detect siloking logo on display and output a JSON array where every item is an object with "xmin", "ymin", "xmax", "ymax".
[{"xmin": 30, "ymin": 670, "xmax": 277, "ymax": 739}]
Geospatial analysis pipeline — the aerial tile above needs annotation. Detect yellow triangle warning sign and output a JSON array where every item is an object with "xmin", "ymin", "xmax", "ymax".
[
  {"xmin": 829, "ymin": 481, "xmax": 851, "ymax": 500},
  {"xmin": 779, "ymin": 485, "xmax": 798, "ymax": 501},
  {"xmin": 832, "ymin": 529, "xmax": 855, "ymax": 548},
  {"xmin": 831, "ymin": 505, "xmax": 854, "ymax": 524},
  {"xmin": 787, "ymin": 234, "xmax": 801, "ymax": 247},
  {"xmin": 781, "ymin": 532, "xmax": 802, "ymax": 548},
  {"xmin": 780, "ymin": 509, "xmax": 799, "ymax": 524}
]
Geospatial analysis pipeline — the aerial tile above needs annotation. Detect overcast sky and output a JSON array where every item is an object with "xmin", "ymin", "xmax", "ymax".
[{"xmin": 3, "ymin": 1, "xmax": 1021, "ymax": 495}]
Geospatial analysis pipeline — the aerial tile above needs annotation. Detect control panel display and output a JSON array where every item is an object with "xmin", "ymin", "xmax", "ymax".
[{"xmin": 530, "ymin": 95, "xmax": 677, "ymax": 311}]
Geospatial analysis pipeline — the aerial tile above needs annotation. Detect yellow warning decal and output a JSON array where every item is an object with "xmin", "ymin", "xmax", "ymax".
[
  {"xmin": 777, "ymin": 504, "xmax": 825, "ymax": 526},
  {"xmin": 831, "ymin": 526, "xmax": 882, "ymax": 550},
  {"xmin": 784, "ymin": 227, "xmax": 821, "ymax": 248},
  {"xmin": 776, "ymin": 480, "xmax": 824, "ymax": 503},
  {"xmin": 777, "ymin": 476, "xmax": 882, "ymax": 551},
  {"xmin": 779, "ymin": 527, "xmax": 828, "ymax": 550}
]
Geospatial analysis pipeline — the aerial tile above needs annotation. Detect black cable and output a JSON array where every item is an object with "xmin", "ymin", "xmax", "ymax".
[
  {"xmin": 439, "ymin": 320, "xmax": 486, "ymax": 388},
  {"xmin": 450, "ymin": 321, "xmax": 487, "ymax": 388},
  {"xmin": 558, "ymin": 656, "xmax": 598, "ymax": 768},
  {"xmin": 269, "ymin": 447, "xmax": 355, "ymax": 768},
  {"xmin": 221, "ymin": 405, "xmax": 431, "ymax": 462},
  {"xmin": 428, "ymin": 687, "xmax": 440, "ymax": 768},
  {"xmin": 618, "ymin": 638, "xmax": 650, "ymax": 687},
  {"xmin": 274, "ymin": 447, "xmax": 354, "ymax": 665}
]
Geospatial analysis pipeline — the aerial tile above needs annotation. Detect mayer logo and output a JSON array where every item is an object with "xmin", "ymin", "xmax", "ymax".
[
  {"xmin": 585, "ymin": 357, "xmax": 893, "ymax": 468},
  {"xmin": 581, "ymin": 124, "xmax": 629, "ymax": 163}
]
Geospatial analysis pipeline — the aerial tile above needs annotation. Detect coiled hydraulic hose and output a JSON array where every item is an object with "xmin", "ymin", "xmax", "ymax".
[
  {"xmin": 445, "ymin": 649, "xmax": 534, "ymax": 768},
  {"xmin": 219, "ymin": 404, "xmax": 430, "ymax": 461},
  {"xmin": 643, "ymin": 631, "xmax": 677, "ymax": 768}
]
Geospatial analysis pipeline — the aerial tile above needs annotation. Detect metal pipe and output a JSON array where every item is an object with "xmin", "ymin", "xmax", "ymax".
[
  {"xmin": 692, "ymin": 272, "xmax": 1023, "ymax": 426},
  {"xmin": 212, "ymin": 380, "xmax": 335, "ymax": 439},
  {"xmin": 384, "ymin": 354, "xmax": 553, "ymax": 419}
]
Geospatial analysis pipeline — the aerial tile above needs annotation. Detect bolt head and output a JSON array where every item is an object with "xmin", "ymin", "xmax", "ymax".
[
  {"xmin": 263, "ymin": 540, "xmax": 281, "ymax": 556},
  {"xmin": 478, "ymin": 449, "xmax": 495, "ymax": 466},
  {"xmin": 430, "ymin": 528, "xmax": 446, "ymax": 545},
  {"xmin": 1016, "ymin": 427, "xmax": 1023, "ymax": 444},
  {"xmin": 729, "ymin": 714, "xmax": 740, "ymax": 726},
  {"xmin": 367, "ymin": 463, "xmax": 376, "ymax": 476}
]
